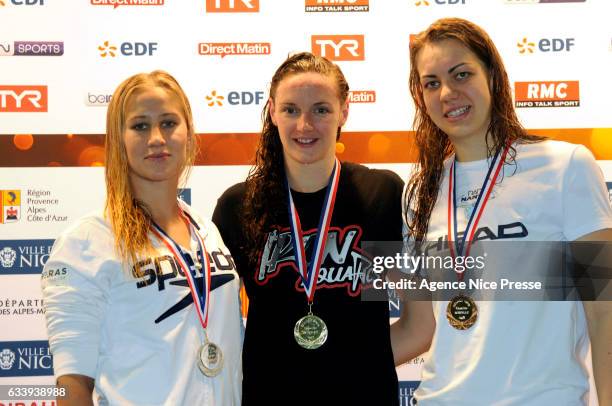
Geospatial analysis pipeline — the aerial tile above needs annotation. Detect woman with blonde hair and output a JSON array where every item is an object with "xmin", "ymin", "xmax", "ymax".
[{"xmin": 42, "ymin": 70, "xmax": 242, "ymax": 405}]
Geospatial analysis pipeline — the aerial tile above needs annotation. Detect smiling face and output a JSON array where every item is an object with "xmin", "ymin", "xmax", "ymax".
[
  {"xmin": 269, "ymin": 72, "xmax": 348, "ymax": 171},
  {"xmin": 416, "ymin": 39, "xmax": 492, "ymax": 154},
  {"xmin": 122, "ymin": 86, "xmax": 189, "ymax": 193}
]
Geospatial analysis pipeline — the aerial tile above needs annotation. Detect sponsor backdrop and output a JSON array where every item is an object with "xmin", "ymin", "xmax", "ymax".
[{"xmin": 1, "ymin": 0, "xmax": 611, "ymax": 404}]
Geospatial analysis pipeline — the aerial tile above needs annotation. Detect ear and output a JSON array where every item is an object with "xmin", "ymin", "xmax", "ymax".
[
  {"xmin": 268, "ymin": 98, "xmax": 277, "ymax": 126},
  {"xmin": 339, "ymin": 98, "xmax": 349, "ymax": 127}
]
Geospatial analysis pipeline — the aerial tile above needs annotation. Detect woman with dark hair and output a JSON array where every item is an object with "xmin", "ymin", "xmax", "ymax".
[
  {"xmin": 42, "ymin": 71, "xmax": 242, "ymax": 405},
  {"xmin": 213, "ymin": 52, "xmax": 403, "ymax": 405},
  {"xmin": 393, "ymin": 18, "xmax": 612, "ymax": 405}
]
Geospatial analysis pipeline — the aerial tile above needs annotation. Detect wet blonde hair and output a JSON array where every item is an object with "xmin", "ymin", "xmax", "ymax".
[{"xmin": 104, "ymin": 70, "xmax": 197, "ymax": 264}]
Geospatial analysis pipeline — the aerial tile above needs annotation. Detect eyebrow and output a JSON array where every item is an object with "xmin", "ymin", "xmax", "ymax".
[
  {"xmin": 421, "ymin": 62, "xmax": 468, "ymax": 80},
  {"xmin": 127, "ymin": 112, "xmax": 179, "ymax": 121}
]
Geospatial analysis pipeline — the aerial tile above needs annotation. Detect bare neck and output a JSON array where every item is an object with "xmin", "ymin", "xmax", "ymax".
[
  {"xmin": 132, "ymin": 180, "xmax": 182, "ymax": 228},
  {"xmin": 285, "ymin": 157, "xmax": 336, "ymax": 193},
  {"xmin": 452, "ymin": 136, "xmax": 489, "ymax": 162}
]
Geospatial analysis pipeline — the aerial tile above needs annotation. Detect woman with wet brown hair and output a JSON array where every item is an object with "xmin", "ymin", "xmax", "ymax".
[
  {"xmin": 393, "ymin": 17, "xmax": 612, "ymax": 405},
  {"xmin": 213, "ymin": 52, "xmax": 403, "ymax": 405}
]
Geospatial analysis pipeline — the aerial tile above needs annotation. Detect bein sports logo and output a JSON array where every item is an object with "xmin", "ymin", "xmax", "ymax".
[
  {"xmin": 0, "ymin": 247, "xmax": 17, "ymax": 268},
  {"xmin": 0, "ymin": 349, "xmax": 16, "ymax": 370},
  {"xmin": 0, "ymin": 41, "xmax": 63, "ymax": 56}
]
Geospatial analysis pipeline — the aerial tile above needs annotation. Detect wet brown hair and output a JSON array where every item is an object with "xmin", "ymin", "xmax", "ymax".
[
  {"xmin": 243, "ymin": 52, "xmax": 349, "ymax": 263},
  {"xmin": 405, "ymin": 17, "xmax": 543, "ymax": 242}
]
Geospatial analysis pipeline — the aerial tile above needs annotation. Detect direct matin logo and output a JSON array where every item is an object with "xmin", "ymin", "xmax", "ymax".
[
  {"xmin": 348, "ymin": 90, "xmax": 376, "ymax": 103},
  {"xmin": 398, "ymin": 381, "xmax": 420, "ymax": 406},
  {"xmin": 0, "ymin": 341, "xmax": 53, "ymax": 377},
  {"xmin": 0, "ymin": 190, "xmax": 21, "ymax": 224},
  {"xmin": 0, "ymin": 239, "xmax": 54, "ymax": 274},
  {"xmin": 0, "ymin": 41, "xmax": 63, "ymax": 56},
  {"xmin": 198, "ymin": 42, "xmax": 270, "ymax": 58},
  {"xmin": 514, "ymin": 80, "xmax": 580, "ymax": 108},
  {"xmin": 305, "ymin": 0, "xmax": 369, "ymax": 12},
  {"xmin": 91, "ymin": 0, "xmax": 165, "ymax": 8}
]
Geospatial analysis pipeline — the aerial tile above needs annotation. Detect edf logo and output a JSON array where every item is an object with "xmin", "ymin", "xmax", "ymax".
[
  {"xmin": 415, "ymin": 0, "xmax": 465, "ymax": 6},
  {"xmin": 205, "ymin": 90, "xmax": 264, "ymax": 107},
  {"xmin": 98, "ymin": 41, "xmax": 158, "ymax": 57},
  {"xmin": 9, "ymin": 0, "xmax": 45, "ymax": 4},
  {"xmin": 518, "ymin": 37, "xmax": 575, "ymax": 54}
]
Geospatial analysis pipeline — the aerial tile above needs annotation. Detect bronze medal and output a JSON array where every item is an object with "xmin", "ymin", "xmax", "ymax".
[{"xmin": 446, "ymin": 294, "xmax": 478, "ymax": 330}]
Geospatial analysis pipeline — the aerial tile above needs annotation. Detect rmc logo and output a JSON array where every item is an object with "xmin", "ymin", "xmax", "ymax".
[
  {"xmin": 311, "ymin": 35, "xmax": 365, "ymax": 61},
  {"xmin": 514, "ymin": 81, "xmax": 580, "ymax": 108},
  {"xmin": 0, "ymin": 86, "xmax": 48, "ymax": 112},
  {"xmin": 205, "ymin": 0, "xmax": 258, "ymax": 12}
]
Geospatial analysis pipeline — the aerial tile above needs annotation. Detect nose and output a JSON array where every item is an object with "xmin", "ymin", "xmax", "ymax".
[
  {"xmin": 440, "ymin": 81, "xmax": 459, "ymax": 102},
  {"xmin": 296, "ymin": 113, "xmax": 313, "ymax": 132},
  {"xmin": 148, "ymin": 125, "xmax": 166, "ymax": 146}
]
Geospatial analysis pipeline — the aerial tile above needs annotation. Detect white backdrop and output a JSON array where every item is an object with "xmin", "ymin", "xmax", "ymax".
[{"xmin": 1, "ymin": 1, "xmax": 611, "ymax": 405}]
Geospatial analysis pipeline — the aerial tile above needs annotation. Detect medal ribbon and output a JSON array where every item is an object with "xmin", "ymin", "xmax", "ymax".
[
  {"xmin": 150, "ymin": 209, "xmax": 211, "ymax": 329},
  {"xmin": 447, "ymin": 146, "xmax": 510, "ymax": 281},
  {"xmin": 287, "ymin": 158, "xmax": 341, "ymax": 302}
]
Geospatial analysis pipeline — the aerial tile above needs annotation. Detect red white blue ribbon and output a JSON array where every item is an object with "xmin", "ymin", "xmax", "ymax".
[
  {"xmin": 151, "ymin": 209, "xmax": 211, "ymax": 329},
  {"xmin": 447, "ymin": 146, "xmax": 510, "ymax": 279},
  {"xmin": 287, "ymin": 158, "xmax": 341, "ymax": 302}
]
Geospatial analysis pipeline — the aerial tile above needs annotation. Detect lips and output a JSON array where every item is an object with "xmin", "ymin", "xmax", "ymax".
[
  {"xmin": 294, "ymin": 138, "xmax": 317, "ymax": 145},
  {"xmin": 145, "ymin": 152, "xmax": 171, "ymax": 159},
  {"xmin": 444, "ymin": 105, "xmax": 471, "ymax": 119}
]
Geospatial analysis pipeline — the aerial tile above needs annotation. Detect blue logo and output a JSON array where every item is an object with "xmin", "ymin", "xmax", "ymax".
[
  {"xmin": 0, "ymin": 239, "xmax": 54, "ymax": 275},
  {"xmin": 0, "ymin": 341, "xmax": 53, "ymax": 377},
  {"xmin": 606, "ymin": 182, "xmax": 612, "ymax": 205},
  {"xmin": 389, "ymin": 295, "xmax": 402, "ymax": 318},
  {"xmin": 178, "ymin": 188, "xmax": 191, "ymax": 205},
  {"xmin": 399, "ymin": 381, "xmax": 420, "ymax": 406}
]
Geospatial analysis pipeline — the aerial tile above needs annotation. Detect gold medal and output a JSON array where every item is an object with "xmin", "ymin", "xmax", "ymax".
[
  {"xmin": 197, "ymin": 341, "xmax": 224, "ymax": 377},
  {"xmin": 446, "ymin": 294, "xmax": 478, "ymax": 330},
  {"xmin": 294, "ymin": 313, "xmax": 328, "ymax": 350}
]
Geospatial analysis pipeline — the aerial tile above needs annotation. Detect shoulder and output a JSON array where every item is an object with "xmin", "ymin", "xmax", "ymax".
[
  {"xmin": 342, "ymin": 162, "xmax": 404, "ymax": 193},
  {"xmin": 180, "ymin": 201, "xmax": 226, "ymax": 248},
  {"xmin": 53, "ymin": 211, "xmax": 113, "ymax": 251},
  {"xmin": 515, "ymin": 139, "xmax": 587, "ymax": 162},
  {"xmin": 215, "ymin": 181, "xmax": 247, "ymax": 211}
]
